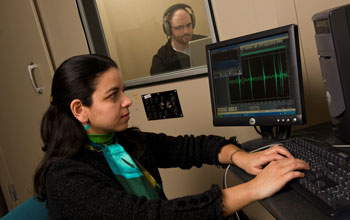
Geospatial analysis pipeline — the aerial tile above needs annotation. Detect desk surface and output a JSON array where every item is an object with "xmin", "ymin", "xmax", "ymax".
[
  {"xmin": 291, "ymin": 122, "xmax": 347, "ymax": 145},
  {"xmin": 231, "ymin": 122, "xmax": 349, "ymax": 220}
]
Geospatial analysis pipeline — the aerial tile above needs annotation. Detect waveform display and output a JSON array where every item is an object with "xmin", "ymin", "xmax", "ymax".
[{"xmin": 228, "ymin": 46, "xmax": 290, "ymax": 103}]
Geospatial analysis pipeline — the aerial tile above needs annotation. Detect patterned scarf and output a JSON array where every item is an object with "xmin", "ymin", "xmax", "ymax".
[{"xmin": 87, "ymin": 133, "xmax": 161, "ymax": 200}]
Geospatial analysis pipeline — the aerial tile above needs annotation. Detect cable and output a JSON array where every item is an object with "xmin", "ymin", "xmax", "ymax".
[
  {"xmin": 223, "ymin": 164, "xmax": 240, "ymax": 220},
  {"xmin": 249, "ymin": 144, "xmax": 274, "ymax": 153},
  {"xmin": 253, "ymin": 125, "xmax": 275, "ymax": 136},
  {"xmin": 223, "ymin": 164, "xmax": 231, "ymax": 189},
  {"xmin": 253, "ymin": 125, "xmax": 264, "ymax": 135}
]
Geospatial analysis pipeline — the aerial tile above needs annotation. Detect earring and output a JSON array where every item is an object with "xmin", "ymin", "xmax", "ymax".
[{"xmin": 84, "ymin": 124, "xmax": 90, "ymax": 130}]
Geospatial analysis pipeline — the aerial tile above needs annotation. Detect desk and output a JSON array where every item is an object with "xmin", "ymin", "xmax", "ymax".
[
  {"xmin": 230, "ymin": 122, "xmax": 349, "ymax": 220},
  {"xmin": 291, "ymin": 122, "xmax": 346, "ymax": 145}
]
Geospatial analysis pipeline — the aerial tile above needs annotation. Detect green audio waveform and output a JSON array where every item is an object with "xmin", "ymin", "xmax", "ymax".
[{"xmin": 229, "ymin": 52, "xmax": 288, "ymax": 100}]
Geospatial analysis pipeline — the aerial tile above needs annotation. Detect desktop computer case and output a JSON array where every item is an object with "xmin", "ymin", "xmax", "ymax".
[{"xmin": 312, "ymin": 4, "xmax": 350, "ymax": 143}]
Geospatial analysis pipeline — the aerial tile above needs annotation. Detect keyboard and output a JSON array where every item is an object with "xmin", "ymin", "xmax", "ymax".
[{"xmin": 283, "ymin": 137, "xmax": 350, "ymax": 216}]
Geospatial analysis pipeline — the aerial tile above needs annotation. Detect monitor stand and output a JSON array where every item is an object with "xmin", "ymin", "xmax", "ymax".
[{"xmin": 241, "ymin": 125, "xmax": 291, "ymax": 152}]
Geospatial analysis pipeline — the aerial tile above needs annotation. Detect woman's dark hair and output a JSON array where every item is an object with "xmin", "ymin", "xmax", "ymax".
[{"xmin": 34, "ymin": 54, "xmax": 119, "ymax": 200}]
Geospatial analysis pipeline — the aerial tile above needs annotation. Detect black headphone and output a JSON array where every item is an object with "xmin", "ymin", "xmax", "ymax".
[{"xmin": 162, "ymin": 3, "xmax": 196, "ymax": 37}]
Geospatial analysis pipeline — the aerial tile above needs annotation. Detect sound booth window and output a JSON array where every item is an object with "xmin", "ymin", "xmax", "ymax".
[{"xmin": 76, "ymin": 0, "xmax": 217, "ymax": 88}]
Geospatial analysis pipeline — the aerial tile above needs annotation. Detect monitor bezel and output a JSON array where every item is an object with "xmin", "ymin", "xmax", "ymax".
[{"xmin": 206, "ymin": 24, "xmax": 306, "ymax": 127}]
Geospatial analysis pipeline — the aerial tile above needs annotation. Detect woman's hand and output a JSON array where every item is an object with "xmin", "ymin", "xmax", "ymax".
[
  {"xmin": 246, "ymin": 157, "xmax": 310, "ymax": 200},
  {"xmin": 221, "ymin": 156, "xmax": 309, "ymax": 216},
  {"xmin": 233, "ymin": 145, "xmax": 294, "ymax": 175}
]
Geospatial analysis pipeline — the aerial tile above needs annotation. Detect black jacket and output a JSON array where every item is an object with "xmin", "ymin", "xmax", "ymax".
[
  {"xmin": 45, "ymin": 132, "xmax": 238, "ymax": 219},
  {"xmin": 150, "ymin": 35, "xmax": 206, "ymax": 75}
]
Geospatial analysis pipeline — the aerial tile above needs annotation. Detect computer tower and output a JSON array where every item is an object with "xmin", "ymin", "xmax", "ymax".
[{"xmin": 312, "ymin": 4, "xmax": 350, "ymax": 144}]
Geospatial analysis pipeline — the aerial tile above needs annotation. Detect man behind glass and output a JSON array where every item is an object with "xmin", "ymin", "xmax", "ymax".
[{"xmin": 150, "ymin": 4, "xmax": 206, "ymax": 75}]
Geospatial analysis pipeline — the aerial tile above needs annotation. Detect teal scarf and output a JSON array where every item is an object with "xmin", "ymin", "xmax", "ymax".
[{"xmin": 88, "ymin": 133, "xmax": 160, "ymax": 200}]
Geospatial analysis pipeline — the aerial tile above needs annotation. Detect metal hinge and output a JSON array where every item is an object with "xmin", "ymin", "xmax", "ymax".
[{"xmin": 8, "ymin": 184, "xmax": 18, "ymax": 201}]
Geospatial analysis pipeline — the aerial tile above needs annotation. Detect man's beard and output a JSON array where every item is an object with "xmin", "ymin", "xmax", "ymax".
[{"xmin": 180, "ymin": 34, "xmax": 192, "ymax": 43}]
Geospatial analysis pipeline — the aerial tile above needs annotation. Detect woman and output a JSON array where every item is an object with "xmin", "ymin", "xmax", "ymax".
[{"xmin": 34, "ymin": 54, "xmax": 309, "ymax": 219}]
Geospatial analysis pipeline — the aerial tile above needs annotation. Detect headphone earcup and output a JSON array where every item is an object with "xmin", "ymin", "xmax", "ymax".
[
  {"xmin": 190, "ymin": 13, "xmax": 196, "ymax": 29},
  {"xmin": 162, "ymin": 19, "xmax": 171, "ymax": 36}
]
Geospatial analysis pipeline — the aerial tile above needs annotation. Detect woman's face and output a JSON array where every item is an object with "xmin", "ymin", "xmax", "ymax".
[{"xmin": 85, "ymin": 67, "xmax": 132, "ymax": 134}]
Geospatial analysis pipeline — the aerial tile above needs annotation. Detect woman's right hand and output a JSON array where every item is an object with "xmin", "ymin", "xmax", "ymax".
[
  {"xmin": 221, "ymin": 157, "xmax": 309, "ymax": 217},
  {"xmin": 247, "ymin": 157, "xmax": 309, "ymax": 200}
]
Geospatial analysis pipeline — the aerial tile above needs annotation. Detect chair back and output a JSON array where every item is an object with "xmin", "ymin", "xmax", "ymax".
[{"xmin": 0, "ymin": 197, "xmax": 48, "ymax": 220}]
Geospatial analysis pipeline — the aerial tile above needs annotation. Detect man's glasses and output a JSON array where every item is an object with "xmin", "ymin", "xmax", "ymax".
[{"xmin": 171, "ymin": 23, "xmax": 193, "ymax": 31}]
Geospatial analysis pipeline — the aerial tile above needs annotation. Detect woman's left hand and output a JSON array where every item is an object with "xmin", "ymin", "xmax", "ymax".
[{"xmin": 233, "ymin": 145, "xmax": 294, "ymax": 175}]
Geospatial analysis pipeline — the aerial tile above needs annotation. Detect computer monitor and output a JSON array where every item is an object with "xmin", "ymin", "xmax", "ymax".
[{"xmin": 206, "ymin": 24, "xmax": 306, "ymax": 148}]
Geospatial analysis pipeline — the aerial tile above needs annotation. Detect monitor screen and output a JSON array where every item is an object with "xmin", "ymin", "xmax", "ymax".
[{"xmin": 206, "ymin": 25, "xmax": 306, "ymax": 129}]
